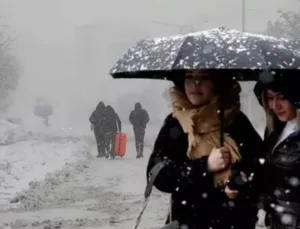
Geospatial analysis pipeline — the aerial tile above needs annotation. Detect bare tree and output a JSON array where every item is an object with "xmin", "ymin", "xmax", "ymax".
[
  {"xmin": 266, "ymin": 8, "xmax": 300, "ymax": 39},
  {"xmin": 0, "ymin": 19, "xmax": 20, "ymax": 113}
]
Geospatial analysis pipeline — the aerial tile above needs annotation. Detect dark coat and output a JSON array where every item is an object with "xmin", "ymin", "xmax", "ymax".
[
  {"xmin": 105, "ymin": 105, "xmax": 121, "ymax": 133},
  {"xmin": 262, "ymin": 127, "xmax": 300, "ymax": 229},
  {"xmin": 129, "ymin": 103, "xmax": 149, "ymax": 129},
  {"xmin": 146, "ymin": 112, "xmax": 264, "ymax": 229},
  {"xmin": 89, "ymin": 102, "xmax": 107, "ymax": 135}
]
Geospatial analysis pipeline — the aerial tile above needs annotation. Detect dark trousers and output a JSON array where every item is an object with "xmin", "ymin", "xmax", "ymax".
[
  {"xmin": 94, "ymin": 131, "xmax": 105, "ymax": 157},
  {"xmin": 134, "ymin": 128, "xmax": 145, "ymax": 157},
  {"xmin": 105, "ymin": 132, "xmax": 116, "ymax": 158}
]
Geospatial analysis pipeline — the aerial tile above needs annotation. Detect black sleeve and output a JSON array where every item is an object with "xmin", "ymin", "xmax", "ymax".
[
  {"xmin": 144, "ymin": 111, "xmax": 150, "ymax": 124},
  {"xmin": 115, "ymin": 113, "xmax": 122, "ymax": 132},
  {"xmin": 129, "ymin": 111, "xmax": 134, "ymax": 125},
  {"xmin": 146, "ymin": 115, "xmax": 213, "ymax": 193},
  {"xmin": 89, "ymin": 111, "xmax": 96, "ymax": 124},
  {"xmin": 228, "ymin": 113, "xmax": 265, "ymax": 202},
  {"xmin": 263, "ymin": 128, "xmax": 268, "ymax": 140}
]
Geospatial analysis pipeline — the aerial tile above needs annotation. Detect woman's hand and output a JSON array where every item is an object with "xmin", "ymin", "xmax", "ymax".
[
  {"xmin": 207, "ymin": 147, "xmax": 231, "ymax": 172},
  {"xmin": 225, "ymin": 186, "xmax": 239, "ymax": 199},
  {"xmin": 225, "ymin": 171, "xmax": 247, "ymax": 199}
]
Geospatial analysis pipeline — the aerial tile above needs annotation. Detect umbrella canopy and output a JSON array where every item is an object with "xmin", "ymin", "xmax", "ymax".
[{"xmin": 110, "ymin": 27, "xmax": 300, "ymax": 81}]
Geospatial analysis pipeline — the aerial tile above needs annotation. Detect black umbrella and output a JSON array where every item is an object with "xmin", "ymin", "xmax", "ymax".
[{"xmin": 110, "ymin": 27, "xmax": 300, "ymax": 81}]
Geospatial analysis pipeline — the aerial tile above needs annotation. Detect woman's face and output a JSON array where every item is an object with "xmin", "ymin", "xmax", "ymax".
[
  {"xmin": 266, "ymin": 89, "xmax": 296, "ymax": 122},
  {"xmin": 184, "ymin": 70, "xmax": 215, "ymax": 107}
]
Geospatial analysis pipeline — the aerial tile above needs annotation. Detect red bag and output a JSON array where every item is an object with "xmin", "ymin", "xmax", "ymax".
[{"xmin": 115, "ymin": 133, "xmax": 127, "ymax": 157}]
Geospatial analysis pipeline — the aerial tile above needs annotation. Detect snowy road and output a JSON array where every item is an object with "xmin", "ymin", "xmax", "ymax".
[
  {"xmin": 0, "ymin": 141, "xmax": 169, "ymax": 229},
  {"xmin": 0, "ymin": 137, "xmax": 91, "ymax": 208},
  {"xmin": 0, "ymin": 139, "xmax": 265, "ymax": 229}
]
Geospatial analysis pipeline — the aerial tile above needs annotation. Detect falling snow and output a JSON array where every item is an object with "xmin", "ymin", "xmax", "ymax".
[
  {"xmin": 259, "ymin": 158, "xmax": 265, "ymax": 165},
  {"xmin": 281, "ymin": 214, "xmax": 293, "ymax": 225},
  {"xmin": 110, "ymin": 27, "xmax": 300, "ymax": 79},
  {"xmin": 275, "ymin": 205, "xmax": 285, "ymax": 213},
  {"xmin": 289, "ymin": 177, "xmax": 300, "ymax": 187}
]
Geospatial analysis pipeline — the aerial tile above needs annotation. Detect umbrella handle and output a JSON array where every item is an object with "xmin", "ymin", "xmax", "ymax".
[{"xmin": 219, "ymin": 100, "xmax": 224, "ymax": 147}]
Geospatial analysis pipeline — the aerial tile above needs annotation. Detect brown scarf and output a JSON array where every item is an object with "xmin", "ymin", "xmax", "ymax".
[{"xmin": 170, "ymin": 88, "xmax": 241, "ymax": 188}]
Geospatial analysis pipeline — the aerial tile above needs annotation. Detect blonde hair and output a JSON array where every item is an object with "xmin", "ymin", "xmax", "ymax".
[{"xmin": 261, "ymin": 91, "xmax": 300, "ymax": 134}]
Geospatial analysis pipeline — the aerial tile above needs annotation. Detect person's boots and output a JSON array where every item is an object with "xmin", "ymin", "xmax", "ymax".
[
  {"xmin": 97, "ymin": 144, "xmax": 104, "ymax": 157},
  {"xmin": 136, "ymin": 144, "xmax": 143, "ymax": 158},
  {"xmin": 110, "ymin": 153, "xmax": 115, "ymax": 159},
  {"xmin": 99, "ymin": 149, "xmax": 105, "ymax": 157},
  {"xmin": 140, "ymin": 142, "xmax": 144, "ymax": 158},
  {"xmin": 136, "ymin": 150, "xmax": 142, "ymax": 158}
]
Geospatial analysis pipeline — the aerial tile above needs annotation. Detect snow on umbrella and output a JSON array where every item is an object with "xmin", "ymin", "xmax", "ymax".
[{"xmin": 110, "ymin": 27, "xmax": 300, "ymax": 81}]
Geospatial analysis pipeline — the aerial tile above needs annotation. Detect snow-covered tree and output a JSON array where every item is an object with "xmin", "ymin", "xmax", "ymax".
[
  {"xmin": 266, "ymin": 8, "xmax": 300, "ymax": 39},
  {"xmin": 0, "ymin": 21, "xmax": 20, "ymax": 113}
]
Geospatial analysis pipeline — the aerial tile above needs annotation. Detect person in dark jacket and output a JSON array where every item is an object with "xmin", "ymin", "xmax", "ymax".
[
  {"xmin": 146, "ymin": 70, "xmax": 264, "ymax": 229},
  {"xmin": 105, "ymin": 105, "xmax": 122, "ymax": 159},
  {"xmin": 254, "ymin": 73, "xmax": 300, "ymax": 229},
  {"xmin": 129, "ymin": 102, "xmax": 150, "ymax": 158},
  {"xmin": 89, "ymin": 101, "xmax": 107, "ymax": 157}
]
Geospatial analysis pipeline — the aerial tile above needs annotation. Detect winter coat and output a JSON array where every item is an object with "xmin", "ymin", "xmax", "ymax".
[
  {"xmin": 262, "ymin": 127, "xmax": 300, "ymax": 229},
  {"xmin": 129, "ymin": 103, "xmax": 149, "ymax": 129},
  {"xmin": 105, "ymin": 106, "xmax": 121, "ymax": 133},
  {"xmin": 146, "ymin": 112, "xmax": 264, "ymax": 229},
  {"xmin": 89, "ymin": 102, "xmax": 107, "ymax": 135},
  {"xmin": 254, "ymin": 74, "xmax": 300, "ymax": 229}
]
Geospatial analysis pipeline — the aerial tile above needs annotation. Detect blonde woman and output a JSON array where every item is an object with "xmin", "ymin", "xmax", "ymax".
[{"xmin": 254, "ymin": 74, "xmax": 300, "ymax": 229}]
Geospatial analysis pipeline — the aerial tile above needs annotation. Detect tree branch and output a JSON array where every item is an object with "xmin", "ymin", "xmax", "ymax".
[{"xmin": 266, "ymin": 9, "xmax": 300, "ymax": 39}]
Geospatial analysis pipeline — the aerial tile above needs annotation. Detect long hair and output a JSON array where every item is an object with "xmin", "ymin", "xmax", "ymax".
[{"xmin": 261, "ymin": 90, "xmax": 300, "ymax": 135}]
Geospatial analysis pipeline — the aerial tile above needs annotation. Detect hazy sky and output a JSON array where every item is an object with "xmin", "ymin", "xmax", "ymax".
[
  {"xmin": 0, "ymin": 0, "xmax": 298, "ymax": 132},
  {"xmin": 1, "ymin": 0, "xmax": 297, "ymax": 39}
]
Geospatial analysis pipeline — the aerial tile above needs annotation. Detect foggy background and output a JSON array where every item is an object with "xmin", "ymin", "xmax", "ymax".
[{"xmin": 0, "ymin": 0, "xmax": 298, "ymax": 134}]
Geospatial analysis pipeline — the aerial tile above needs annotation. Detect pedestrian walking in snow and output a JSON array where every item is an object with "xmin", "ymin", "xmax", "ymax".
[
  {"xmin": 104, "ymin": 105, "xmax": 122, "ymax": 159},
  {"xmin": 89, "ymin": 101, "xmax": 107, "ymax": 157},
  {"xmin": 129, "ymin": 102, "xmax": 149, "ymax": 158}
]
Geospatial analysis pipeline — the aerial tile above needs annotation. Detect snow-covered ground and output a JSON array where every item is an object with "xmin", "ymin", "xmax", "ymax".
[
  {"xmin": 0, "ymin": 139, "xmax": 91, "ymax": 208},
  {"xmin": 0, "ymin": 120, "xmax": 93, "ymax": 208},
  {"xmin": 0, "ymin": 121, "xmax": 266, "ymax": 229},
  {"xmin": 0, "ymin": 142, "xmax": 169, "ymax": 229},
  {"xmin": 0, "ymin": 120, "xmax": 28, "ymax": 145}
]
